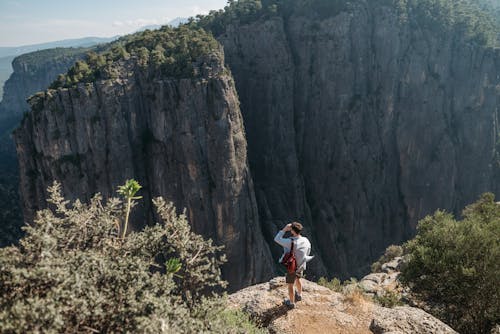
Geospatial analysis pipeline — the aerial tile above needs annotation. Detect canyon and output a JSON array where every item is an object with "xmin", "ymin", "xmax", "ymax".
[{"xmin": 8, "ymin": 0, "xmax": 500, "ymax": 289}]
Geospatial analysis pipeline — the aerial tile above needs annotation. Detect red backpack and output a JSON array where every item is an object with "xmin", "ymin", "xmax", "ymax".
[{"xmin": 281, "ymin": 239, "xmax": 297, "ymax": 273}]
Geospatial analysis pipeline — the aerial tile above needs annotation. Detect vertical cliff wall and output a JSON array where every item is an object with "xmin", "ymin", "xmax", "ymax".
[
  {"xmin": 0, "ymin": 48, "xmax": 91, "ymax": 246},
  {"xmin": 14, "ymin": 43, "xmax": 274, "ymax": 289},
  {"xmin": 213, "ymin": 1, "xmax": 500, "ymax": 278}
]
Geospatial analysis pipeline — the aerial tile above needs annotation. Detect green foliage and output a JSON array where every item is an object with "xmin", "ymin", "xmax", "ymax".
[
  {"xmin": 50, "ymin": 25, "xmax": 220, "ymax": 89},
  {"xmin": 370, "ymin": 261, "xmax": 382, "ymax": 273},
  {"xmin": 13, "ymin": 47, "xmax": 91, "ymax": 71},
  {"xmin": 117, "ymin": 179, "xmax": 143, "ymax": 238},
  {"xmin": 318, "ymin": 277, "xmax": 343, "ymax": 292},
  {"xmin": 373, "ymin": 290, "xmax": 404, "ymax": 308},
  {"xmin": 195, "ymin": 0, "xmax": 499, "ymax": 47},
  {"xmin": 371, "ymin": 244, "xmax": 403, "ymax": 273},
  {"xmin": 400, "ymin": 193, "xmax": 500, "ymax": 334},
  {"xmin": 0, "ymin": 181, "xmax": 261, "ymax": 333},
  {"xmin": 390, "ymin": 0, "xmax": 499, "ymax": 47},
  {"xmin": 194, "ymin": 0, "xmax": 348, "ymax": 34},
  {"xmin": 216, "ymin": 309, "xmax": 267, "ymax": 334},
  {"xmin": 317, "ymin": 276, "xmax": 360, "ymax": 293},
  {"xmin": 165, "ymin": 257, "xmax": 182, "ymax": 275}
]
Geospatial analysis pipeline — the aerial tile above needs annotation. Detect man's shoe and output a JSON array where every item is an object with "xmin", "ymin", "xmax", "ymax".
[
  {"xmin": 283, "ymin": 299, "xmax": 295, "ymax": 309},
  {"xmin": 295, "ymin": 292, "xmax": 302, "ymax": 302}
]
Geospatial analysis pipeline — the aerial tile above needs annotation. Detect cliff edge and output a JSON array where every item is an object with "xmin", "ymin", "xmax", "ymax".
[{"xmin": 228, "ymin": 277, "xmax": 457, "ymax": 334}]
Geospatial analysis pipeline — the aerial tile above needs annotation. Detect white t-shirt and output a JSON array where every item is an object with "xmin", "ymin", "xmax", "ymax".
[{"xmin": 274, "ymin": 230, "xmax": 313, "ymax": 271}]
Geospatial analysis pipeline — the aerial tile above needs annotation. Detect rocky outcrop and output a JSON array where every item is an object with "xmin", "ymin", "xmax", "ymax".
[
  {"xmin": 213, "ymin": 1, "xmax": 500, "ymax": 280},
  {"xmin": 359, "ymin": 257, "xmax": 403, "ymax": 296},
  {"xmin": 370, "ymin": 306, "xmax": 457, "ymax": 334},
  {"xmin": 13, "ymin": 49, "xmax": 274, "ymax": 290},
  {"xmin": 228, "ymin": 277, "xmax": 457, "ymax": 334}
]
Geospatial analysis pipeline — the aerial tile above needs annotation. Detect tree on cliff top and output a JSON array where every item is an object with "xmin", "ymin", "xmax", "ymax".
[
  {"xmin": 0, "ymin": 181, "xmax": 263, "ymax": 333},
  {"xmin": 49, "ymin": 25, "xmax": 220, "ymax": 89},
  {"xmin": 400, "ymin": 193, "xmax": 500, "ymax": 334},
  {"xmin": 195, "ymin": 0, "xmax": 499, "ymax": 47}
]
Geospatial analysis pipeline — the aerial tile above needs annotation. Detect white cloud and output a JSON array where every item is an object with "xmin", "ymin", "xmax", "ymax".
[{"xmin": 112, "ymin": 18, "xmax": 167, "ymax": 28}]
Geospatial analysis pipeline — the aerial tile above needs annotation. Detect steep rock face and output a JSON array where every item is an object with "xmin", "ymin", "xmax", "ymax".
[
  {"xmin": 215, "ymin": 2, "xmax": 500, "ymax": 279},
  {"xmin": 0, "ymin": 48, "xmax": 89, "ymax": 246},
  {"xmin": 14, "ymin": 51, "xmax": 274, "ymax": 289}
]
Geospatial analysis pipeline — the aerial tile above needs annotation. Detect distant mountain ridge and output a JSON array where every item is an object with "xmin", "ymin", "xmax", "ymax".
[
  {"xmin": 0, "ymin": 36, "xmax": 118, "ymax": 102},
  {"xmin": 136, "ymin": 17, "xmax": 188, "ymax": 32},
  {"xmin": 0, "ymin": 36, "xmax": 119, "ymax": 58}
]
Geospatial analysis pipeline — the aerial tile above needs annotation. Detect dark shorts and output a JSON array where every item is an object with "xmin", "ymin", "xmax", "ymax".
[{"xmin": 285, "ymin": 270, "xmax": 303, "ymax": 284}]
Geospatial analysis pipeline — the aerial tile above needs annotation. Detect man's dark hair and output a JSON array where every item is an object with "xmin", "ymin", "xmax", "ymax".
[{"xmin": 291, "ymin": 222, "xmax": 303, "ymax": 234}]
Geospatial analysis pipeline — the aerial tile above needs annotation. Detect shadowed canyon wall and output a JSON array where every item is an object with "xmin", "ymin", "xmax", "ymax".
[
  {"xmin": 0, "ymin": 48, "xmax": 91, "ymax": 246},
  {"xmin": 212, "ymin": 1, "xmax": 500, "ymax": 278}
]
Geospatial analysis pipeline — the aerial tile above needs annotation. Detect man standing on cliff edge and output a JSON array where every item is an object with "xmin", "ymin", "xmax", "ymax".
[{"xmin": 274, "ymin": 222, "xmax": 313, "ymax": 309}]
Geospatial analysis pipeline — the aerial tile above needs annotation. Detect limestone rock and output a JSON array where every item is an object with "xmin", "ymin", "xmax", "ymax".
[
  {"xmin": 359, "ymin": 272, "xmax": 400, "ymax": 296},
  {"xmin": 229, "ymin": 277, "xmax": 457, "ymax": 334},
  {"xmin": 381, "ymin": 257, "xmax": 403, "ymax": 273},
  {"xmin": 370, "ymin": 306, "xmax": 457, "ymax": 334}
]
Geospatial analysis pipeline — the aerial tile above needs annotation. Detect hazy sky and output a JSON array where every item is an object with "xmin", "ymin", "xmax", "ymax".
[{"xmin": 0, "ymin": 0, "xmax": 228, "ymax": 46}]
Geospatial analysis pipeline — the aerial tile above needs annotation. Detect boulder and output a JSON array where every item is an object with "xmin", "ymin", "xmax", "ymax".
[{"xmin": 370, "ymin": 306, "xmax": 457, "ymax": 334}]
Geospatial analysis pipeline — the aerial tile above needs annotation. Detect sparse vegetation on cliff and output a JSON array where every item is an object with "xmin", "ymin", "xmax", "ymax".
[
  {"xmin": 371, "ymin": 244, "xmax": 403, "ymax": 273},
  {"xmin": 0, "ymin": 181, "xmax": 263, "ymax": 333}
]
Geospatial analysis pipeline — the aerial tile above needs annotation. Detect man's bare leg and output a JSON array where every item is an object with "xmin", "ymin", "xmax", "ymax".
[
  {"xmin": 295, "ymin": 277, "xmax": 302, "ymax": 296},
  {"xmin": 288, "ymin": 283, "xmax": 295, "ymax": 303}
]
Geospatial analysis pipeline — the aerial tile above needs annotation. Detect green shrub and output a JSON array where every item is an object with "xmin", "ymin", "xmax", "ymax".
[
  {"xmin": 400, "ymin": 193, "xmax": 500, "ymax": 334},
  {"xmin": 371, "ymin": 244, "xmax": 403, "ymax": 273},
  {"xmin": 318, "ymin": 276, "xmax": 362, "ymax": 294},
  {"xmin": 371, "ymin": 261, "xmax": 383, "ymax": 273},
  {"xmin": 215, "ymin": 309, "xmax": 267, "ymax": 334},
  {"xmin": 373, "ymin": 290, "xmax": 403, "ymax": 308},
  {"xmin": 0, "ymin": 181, "xmax": 262, "ymax": 333},
  {"xmin": 318, "ymin": 277, "xmax": 342, "ymax": 292}
]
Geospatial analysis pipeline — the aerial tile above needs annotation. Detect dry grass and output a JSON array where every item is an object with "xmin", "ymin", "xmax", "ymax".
[{"xmin": 344, "ymin": 287, "xmax": 370, "ymax": 306}]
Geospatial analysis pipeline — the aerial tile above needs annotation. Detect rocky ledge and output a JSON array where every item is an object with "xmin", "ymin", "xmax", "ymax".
[{"xmin": 228, "ymin": 277, "xmax": 456, "ymax": 334}]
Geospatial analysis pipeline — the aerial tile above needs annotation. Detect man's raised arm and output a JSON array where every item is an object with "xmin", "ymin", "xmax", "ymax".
[{"xmin": 274, "ymin": 224, "xmax": 292, "ymax": 248}]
